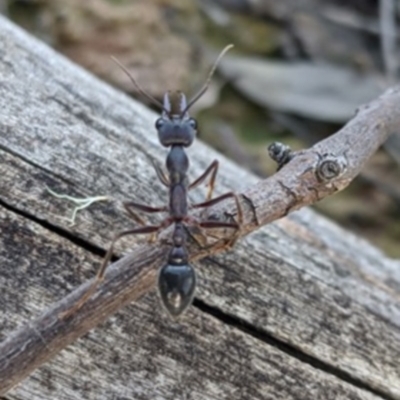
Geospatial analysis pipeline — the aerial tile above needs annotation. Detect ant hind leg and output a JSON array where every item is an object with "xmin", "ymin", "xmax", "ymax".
[{"xmin": 59, "ymin": 224, "xmax": 163, "ymax": 319}]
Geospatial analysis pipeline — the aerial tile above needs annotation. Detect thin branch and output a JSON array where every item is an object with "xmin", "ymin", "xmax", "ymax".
[
  {"xmin": 379, "ymin": 0, "xmax": 400, "ymax": 166},
  {"xmin": 0, "ymin": 85, "xmax": 399, "ymax": 394}
]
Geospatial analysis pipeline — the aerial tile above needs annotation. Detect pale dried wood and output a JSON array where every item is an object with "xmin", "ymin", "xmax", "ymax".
[{"xmin": 0, "ymin": 15, "xmax": 399, "ymax": 400}]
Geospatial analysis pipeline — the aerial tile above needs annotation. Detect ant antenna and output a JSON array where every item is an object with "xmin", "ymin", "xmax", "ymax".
[
  {"xmin": 111, "ymin": 56, "xmax": 166, "ymax": 111},
  {"xmin": 182, "ymin": 44, "xmax": 234, "ymax": 115}
]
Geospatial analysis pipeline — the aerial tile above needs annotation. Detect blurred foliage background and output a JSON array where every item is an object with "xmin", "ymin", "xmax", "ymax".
[{"xmin": 1, "ymin": 0, "xmax": 400, "ymax": 256}]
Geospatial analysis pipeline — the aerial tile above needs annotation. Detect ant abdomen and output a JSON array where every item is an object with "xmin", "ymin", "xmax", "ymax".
[{"xmin": 158, "ymin": 263, "xmax": 196, "ymax": 318}]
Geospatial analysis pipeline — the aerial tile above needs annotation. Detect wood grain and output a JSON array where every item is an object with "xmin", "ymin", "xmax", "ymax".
[{"xmin": 0, "ymin": 15, "xmax": 399, "ymax": 400}]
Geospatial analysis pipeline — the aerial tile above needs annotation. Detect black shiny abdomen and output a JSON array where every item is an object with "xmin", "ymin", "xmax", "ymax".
[{"xmin": 158, "ymin": 263, "xmax": 196, "ymax": 318}]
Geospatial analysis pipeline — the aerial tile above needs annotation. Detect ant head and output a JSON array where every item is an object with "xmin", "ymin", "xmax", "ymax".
[
  {"xmin": 111, "ymin": 44, "xmax": 233, "ymax": 148},
  {"xmin": 155, "ymin": 91, "xmax": 197, "ymax": 148}
]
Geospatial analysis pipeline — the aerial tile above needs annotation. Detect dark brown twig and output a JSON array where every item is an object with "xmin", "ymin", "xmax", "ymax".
[{"xmin": 0, "ymin": 85, "xmax": 399, "ymax": 394}]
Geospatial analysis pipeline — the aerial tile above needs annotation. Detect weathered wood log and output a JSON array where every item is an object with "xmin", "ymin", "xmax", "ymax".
[{"xmin": 0, "ymin": 15, "xmax": 400, "ymax": 400}]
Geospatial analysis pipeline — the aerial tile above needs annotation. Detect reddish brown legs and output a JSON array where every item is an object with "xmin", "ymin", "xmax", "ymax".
[
  {"xmin": 192, "ymin": 191, "xmax": 243, "ymax": 248},
  {"xmin": 189, "ymin": 159, "xmax": 219, "ymax": 201},
  {"xmin": 61, "ymin": 223, "xmax": 170, "ymax": 319}
]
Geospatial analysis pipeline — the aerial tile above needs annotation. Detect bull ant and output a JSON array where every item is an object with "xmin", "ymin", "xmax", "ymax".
[{"xmin": 60, "ymin": 45, "xmax": 242, "ymax": 318}]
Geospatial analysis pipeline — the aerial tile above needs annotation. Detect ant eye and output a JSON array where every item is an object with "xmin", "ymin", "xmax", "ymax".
[
  {"xmin": 155, "ymin": 118, "xmax": 164, "ymax": 130},
  {"xmin": 188, "ymin": 118, "xmax": 197, "ymax": 130}
]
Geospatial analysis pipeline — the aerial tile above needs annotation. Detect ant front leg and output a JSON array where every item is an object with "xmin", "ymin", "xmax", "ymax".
[
  {"xmin": 60, "ymin": 222, "xmax": 170, "ymax": 319},
  {"xmin": 189, "ymin": 159, "xmax": 219, "ymax": 201},
  {"xmin": 150, "ymin": 157, "xmax": 170, "ymax": 187}
]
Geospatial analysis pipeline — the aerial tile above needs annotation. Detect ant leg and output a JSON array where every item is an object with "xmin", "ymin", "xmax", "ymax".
[
  {"xmin": 46, "ymin": 186, "xmax": 109, "ymax": 226},
  {"xmin": 198, "ymin": 220, "xmax": 241, "ymax": 252},
  {"xmin": 192, "ymin": 192, "xmax": 243, "ymax": 248},
  {"xmin": 122, "ymin": 158, "xmax": 168, "ymax": 225},
  {"xmin": 193, "ymin": 192, "xmax": 243, "ymax": 225},
  {"xmin": 199, "ymin": 221, "xmax": 240, "ymax": 230},
  {"xmin": 150, "ymin": 158, "xmax": 170, "ymax": 187},
  {"xmin": 122, "ymin": 158, "xmax": 168, "ymax": 241},
  {"xmin": 124, "ymin": 201, "xmax": 167, "ymax": 224},
  {"xmin": 182, "ymin": 224, "xmax": 208, "ymax": 250},
  {"xmin": 183, "ymin": 219, "xmax": 211, "ymax": 248},
  {"xmin": 124, "ymin": 201, "xmax": 168, "ymax": 242},
  {"xmin": 189, "ymin": 160, "xmax": 218, "ymax": 201},
  {"xmin": 60, "ymin": 224, "xmax": 165, "ymax": 319}
]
